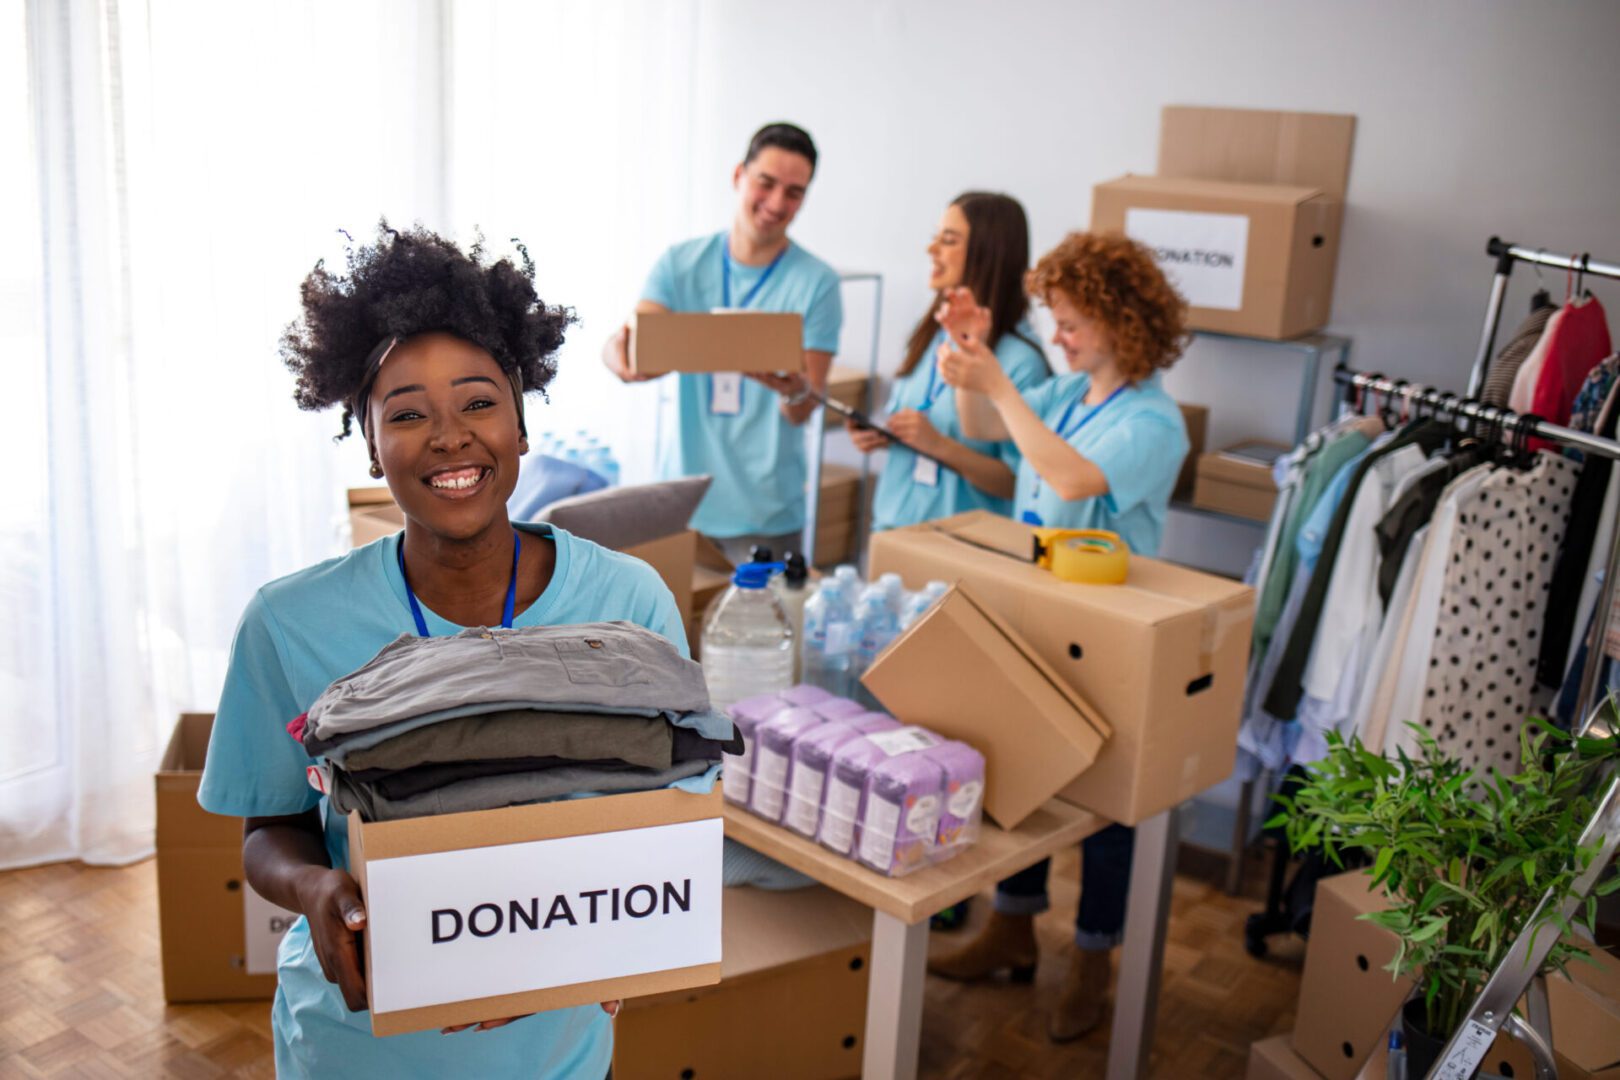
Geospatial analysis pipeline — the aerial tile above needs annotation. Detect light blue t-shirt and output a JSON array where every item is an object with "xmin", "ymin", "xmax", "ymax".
[
  {"xmin": 199, "ymin": 523, "xmax": 700, "ymax": 1080},
  {"xmin": 1012, "ymin": 372, "xmax": 1189, "ymax": 557},
  {"xmin": 643, "ymin": 232, "xmax": 843, "ymax": 538},
  {"xmin": 872, "ymin": 326, "xmax": 1051, "ymax": 531}
]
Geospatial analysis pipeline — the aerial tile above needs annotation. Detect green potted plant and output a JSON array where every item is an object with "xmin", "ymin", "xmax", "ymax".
[{"xmin": 1270, "ymin": 717, "xmax": 1620, "ymax": 1077}]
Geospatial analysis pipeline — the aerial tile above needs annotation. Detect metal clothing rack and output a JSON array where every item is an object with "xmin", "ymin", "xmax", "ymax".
[{"xmin": 1466, "ymin": 237, "xmax": 1620, "ymax": 399}]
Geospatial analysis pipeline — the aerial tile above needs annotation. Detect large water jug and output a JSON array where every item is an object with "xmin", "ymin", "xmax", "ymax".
[
  {"xmin": 803, "ymin": 578, "xmax": 856, "ymax": 696},
  {"xmin": 701, "ymin": 562, "xmax": 795, "ymax": 712}
]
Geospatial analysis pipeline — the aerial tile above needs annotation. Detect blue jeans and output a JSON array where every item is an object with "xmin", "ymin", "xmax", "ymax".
[{"xmin": 994, "ymin": 824, "xmax": 1134, "ymax": 950}]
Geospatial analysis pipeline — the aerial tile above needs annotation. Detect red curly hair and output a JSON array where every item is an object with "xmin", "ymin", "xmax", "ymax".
[{"xmin": 1025, "ymin": 231, "xmax": 1189, "ymax": 382}]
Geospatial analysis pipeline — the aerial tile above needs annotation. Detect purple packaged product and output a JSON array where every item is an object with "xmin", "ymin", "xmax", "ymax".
[
  {"xmin": 748, "ymin": 707, "xmax": 823, "ymax": 823},
  {"xmin": 783, "ymin": 721, "xmax": 863, "ymax": 838},
  {"xmin": 818, "ymin": 736, "xmax": 888, "ymax": 856},
  {"xmin": 921, "ymin": 740, "xmax": 986, "ymax": 858},
  {"xmin": 724, "ymin": 693, "xmax": 793, "ymax": 806},
  {"xmin": 780, "ymin": 683, "xmax": 834, "ymax": 708},
  {"xmin": 811, "ymin": 697, "xmax": 868, "ymax": 722},
  {"xmin": 857, "ymin": 753, "xmax": 946, "ymax": 876},
  {"xmin": 847, "ymin": 711, "xmax": 901, "ymax": 735}
]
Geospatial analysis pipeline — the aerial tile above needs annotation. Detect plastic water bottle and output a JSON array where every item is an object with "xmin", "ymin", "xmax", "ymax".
[
  {"xmin": 900, "ymin": 579, "xmax": 951, "ymax": 629},
  {"xmin": 803, "ymin": 578, "xmax": 856, "ymax": 696},
  {"xmin": 834, "ymin": 564, "xmax": 861, "ymax": 591},
  {"xmin": 779, "ymin": 553, "xmax": 810, "ymax": 680},
  {"xmin": 877, "ymin": 572, "xmax": 906, "ymax": 617},
  {"xmin": 584, "ymin": 443, "xmax": 620, "ymax": 487},
  {"xmin": 701, "ymin": 562, "xmax": 795, "ymax": 712},
  {"xmin": 852, "ymin": 585, "xmax": 901, "ymax": 707}
]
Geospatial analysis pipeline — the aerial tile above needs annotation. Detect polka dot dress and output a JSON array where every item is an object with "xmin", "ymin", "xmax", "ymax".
[{"xmin": 1417, "ymin": 453, "xmax": 1578, "ymax": 776}]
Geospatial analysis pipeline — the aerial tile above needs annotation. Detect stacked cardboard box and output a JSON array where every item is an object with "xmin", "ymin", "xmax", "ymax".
[{"xmin": 813, "ymin": 463, "xmax": 866, "ymax": 568}]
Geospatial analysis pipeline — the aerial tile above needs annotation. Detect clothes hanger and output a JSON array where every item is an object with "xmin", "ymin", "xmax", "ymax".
[{"xmin": 1530, "ymin": 250, "xmax": 1554, "ymax": 313}]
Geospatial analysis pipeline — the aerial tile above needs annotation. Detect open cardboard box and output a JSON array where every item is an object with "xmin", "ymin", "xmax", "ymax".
[
  {"xmin": 629, "ymin": 310, "xmax": 803, "ymax": 375},
  {"xmin": 860, "ymin": 583, "xmax": 1110, "ymax": 830},
  {"xmin": 349, "ymin": 786, "xmax": 724, "ymax": 1036},
  {"xmin": 1092, "ymin": 105, "xmax": 1355, "ymax": 340},
  {"xmin": 1548, "ymin": 939, "xmax": 1620, "ymax": 1077},
  {"xmin": 867, "ymin": 511, "xmax": 1252, "ymax": 826}
]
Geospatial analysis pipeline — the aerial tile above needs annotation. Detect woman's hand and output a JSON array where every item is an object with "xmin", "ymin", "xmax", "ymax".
[
  {"xmin": 935, "ymin": 286, "xmax": 992, "ymax": 345},
  {"xmin": 442, "ymin": 1000, "xmax": 617, "ymax": 1034},
  {"xmin": 936, "ymin": 336, "xmax": 1008, "ymax": 398},
  {"xmin": 294, "ymin": 867, "xmax": 370, "ymax": 1012},
  {"xmin": 885, "ymin": 409, "xmax": 945, "ymax": 456},
  {"xmin": 846, "ymin": 416, "xmax": 890, "ymax": 453}
]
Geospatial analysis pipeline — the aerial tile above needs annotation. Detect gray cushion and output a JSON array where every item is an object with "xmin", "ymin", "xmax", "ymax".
[{"xmin": 537, "ymin": 475, "xmax": 712, "ymax": 550}]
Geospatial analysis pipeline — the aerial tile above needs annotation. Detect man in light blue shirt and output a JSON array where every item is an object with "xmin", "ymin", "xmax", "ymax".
[{"xmin": 604, "ymin": 123, "xmax": 843, "ymax": 562}]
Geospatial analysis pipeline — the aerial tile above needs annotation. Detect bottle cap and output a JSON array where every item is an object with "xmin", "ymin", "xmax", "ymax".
[{"xmin": 732, "ymin": 562, "xmax": 785, "ymax": 589}]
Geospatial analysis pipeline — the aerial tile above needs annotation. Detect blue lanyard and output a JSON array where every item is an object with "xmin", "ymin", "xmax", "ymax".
[
  {"xmin": 720, "ymin": 242, "xmax": 789, "ymax": 309},
  {"xmin": 1028, "ymin": 383, "xmax": 1130, "ymax": 509},
  {"xmin": 397, "ymin": 530, "xmax": 521, "ymax": 637},
  {"xmin": 918, "ymin": 339, "xmax": 948, "ymax": 413}
]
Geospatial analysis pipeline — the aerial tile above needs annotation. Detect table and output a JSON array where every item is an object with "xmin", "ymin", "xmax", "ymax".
[{"xmin": 724, "ymin": 799, "xmax": 1185, "ymax": 1079}]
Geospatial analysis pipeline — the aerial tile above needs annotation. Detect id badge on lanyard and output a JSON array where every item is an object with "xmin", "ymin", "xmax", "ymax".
[
  {"xmin": 710, "ymin": 373, "xmax": 744, "ymax": 415},
  {"xmin": 710, "ymin": 242, "xmax": 787, "ymax": 417}
]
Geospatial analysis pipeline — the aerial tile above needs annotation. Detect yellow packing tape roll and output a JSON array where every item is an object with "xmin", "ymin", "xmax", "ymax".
[{"xmin": 1032, "ymin": 528, "xmax": 1130, "ymax": 584}]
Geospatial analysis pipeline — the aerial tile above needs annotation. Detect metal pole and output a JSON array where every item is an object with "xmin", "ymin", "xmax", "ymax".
[{"xmin": 1466, "ymin": 260, "xmax": 1514, "ymax": 400}]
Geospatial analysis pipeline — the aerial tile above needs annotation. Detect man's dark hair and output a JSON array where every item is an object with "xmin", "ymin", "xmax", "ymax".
[
  {"xmin": 743, "ymin": 122, "xmax": 818, "ymax": 175},
  {"xmin": 280, "ymin": 221, "xmax": 574, "ymax": 439}
]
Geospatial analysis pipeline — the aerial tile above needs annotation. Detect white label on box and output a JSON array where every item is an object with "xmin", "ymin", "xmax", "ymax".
[
  {"xmin": 858, "ymin": 797, "xmax": 901, "ymax": 869},
  {"xmin": 750, "ymin": 747, "xmax": 790, "ymax": 820},
  {"xmin": 905, "ymin": 794, "xmax": 942, "ymax": 839},
  {"xmin": 1432, "ymin": 1019, "xmax": 1495, "ymax": 1080},
  {"xmin": 243, "ymin": 887, "xmax": 299, "ymax": 975},
  {"xmin": 819, "ymin": 777, "xmax": 861, "ymax": 853},
  {"xmin": 947, "ymin": 780, "xmax": 983, "ymax": 820},
  {"xmin": 723, "ymin": 739, "xmax": 752, "ymax": 805},
  {"xmin": 1123, "ymin": 207, "xmax": 1249, "ymax": 311},
  {"xmin": 364, "ymin": 817, "xmax": 723, "ymax": 1015},
  {"xmin": 785, "ymin": 766, "xmax": 827, "ymax": 836},
  {"xmin": 867, "ymin": 726, "xmax": 941, "ymax": 757}
]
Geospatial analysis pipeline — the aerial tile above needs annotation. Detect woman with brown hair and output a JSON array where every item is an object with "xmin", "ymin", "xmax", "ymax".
[
  {"xmin": 928, "ymin": 231, "xmax": 1190, "ymax": 1042},
  {"xmin": 849, "ymin": 192, "xmax": 1049, "ymax": 529}
]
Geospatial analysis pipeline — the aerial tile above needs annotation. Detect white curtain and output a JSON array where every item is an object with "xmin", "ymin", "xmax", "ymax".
[{"xmin": 4, "ymin": 0, "xmax": 701, "ymax": 869}]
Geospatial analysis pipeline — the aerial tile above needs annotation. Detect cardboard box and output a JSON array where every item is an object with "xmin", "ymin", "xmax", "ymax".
[
  {"xmin": 614, "ymin": 884, "xmax": 870, "ymax": 1080},
  {"xmin": 825, "ymin": 364, "xmax": 872, "ymax": 413},
  {"xmin": 1194, "ymin": 441, "xmax": 1288, "ymax": 522},
  {"xmin": 1177, "ymin": 402, "xmax": 1209, "ymax": 500},
  {"xmin": 156, "ymin": 713, "xmax": 293, "ymax": 1002},
  {"xmin": 1248, "ymin": 1035, "xmax": 1327, "ymax": 1080},
  {"xmin": 860, "ymin": 584, "xmax": 1110, "ymax": 829},
  {"xmin": 1092, "ymin": 106, "xmax": 1355, "ymax": 340},
  {"xmin": 348, "ymin": 786, "xmax": 725, "ymax": 1036},
  {"xmin": 349, "ymin": 486, "xmax": 404, "ymax": 547},
  {"xmin": 867, "ymin": 511, "xmax": 1252, "ymax": 825},
  {"xmin": 630, "ymin": 311, "xmax": 803, "ymax": 375},
  {"xmin": 1549, "ymin": 941, "xmax": 1620, "ymax": 1076}
]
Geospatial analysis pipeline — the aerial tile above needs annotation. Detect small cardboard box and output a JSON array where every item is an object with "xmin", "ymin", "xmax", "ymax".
[
  {"xmin": 861, "ymin": 584, "xmax": 1110, "ymax": 829},
  {"xmin": 1194, "ymin": 441, "xmax": 1288, "ymax": 522},
  {"xmin": 867, "ymin": 511, "xmax": 1252, "ymax": 825},
  {"xmin": 1177, "ymin": 402, "xmax": 1209, "ymax": 500},
  {"xmin": 349, "ymin": 487, "xmax": 404, "ymax": 547},
  {"xmin": 630, "ymin": 311, "xmax": 803, "ymax": 375},
  {"xmin": 348, "ymin": 786, "xmax": 724, "ymax": 1036},
  {"xmin": 614, "ymin": 884, "xmax": 870, "ymax": 1080},
  {"xmin": 1548, "ymin": 941, "xmax": 1620, "ymax": 1076},
  {"xmin": 156, "ymin": 713, "xmax": 294, "ymax": 1002},
  {"xmin": 1092, "ymin": 105, "xmax": 1355, "ymax": 340}
]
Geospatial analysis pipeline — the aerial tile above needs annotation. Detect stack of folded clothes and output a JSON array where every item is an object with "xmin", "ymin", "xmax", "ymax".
[{"xmin": 289, "ymin": 622, "xmax": 741, "ymax": 823}]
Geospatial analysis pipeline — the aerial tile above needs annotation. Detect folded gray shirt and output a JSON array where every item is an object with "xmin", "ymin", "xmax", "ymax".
[{"xmin": 339, "ymin": 708, "xmax": 677, "ymax": 772}]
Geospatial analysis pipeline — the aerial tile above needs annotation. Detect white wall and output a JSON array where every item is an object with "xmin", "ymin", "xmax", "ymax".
[{"xmin": 669, "ymin": 0, "xmax": 1620, "ymax": 571}]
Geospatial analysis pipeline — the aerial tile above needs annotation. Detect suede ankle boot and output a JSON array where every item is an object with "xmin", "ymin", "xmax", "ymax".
[
  {"xmin": 1048, "ymin": 946, "xmax": 1112, "ymax": 1042},
  {"xmin": 926, "ymin": 910, "xmax": 1038, "ymax": 983}
]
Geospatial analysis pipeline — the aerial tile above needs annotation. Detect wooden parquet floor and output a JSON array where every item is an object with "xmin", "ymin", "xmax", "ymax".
[{"xmin": 0, "ymin": 846, "xmax": 1303, "ymax": 1078}]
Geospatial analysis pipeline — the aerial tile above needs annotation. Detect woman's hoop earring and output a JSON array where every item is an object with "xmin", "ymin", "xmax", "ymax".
[{"xmin": 369, "ymin": 462, "xmax": 384, "ymax": 479}]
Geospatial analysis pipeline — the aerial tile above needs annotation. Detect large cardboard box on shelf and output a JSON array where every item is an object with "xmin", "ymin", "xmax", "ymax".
[
  {"xmin": 347, "ymin": 786, "xmax": 724, "ymax": 1036},
  {"xmin": 1177, "ymin": 402, "xmax": 1209, "ymax": 500},
  {"xmin": 861, "ymin": 584, "xmax": 1110, "ymax": 829},
  {"xmin": 629, "ymin": 310, "xmax": 803, "ymax": 375},
  {"xmin": 867, "ymin": 511, "xmax": 1252, "ymax": 826},
  {"xmin": 1193, "ymin": 441, "xmax": 1288, "ymax": 522},
  {"xmin": 614, "ymin": 884, "xmax": 871, "ymax": 1080},
  {"xmin": 155, "ymin": 713, "xmax": 295, "ymax": 1003},
  {"xmin": 1092, "ymin": 105, "xmax": 1355, "ymax": 340}
]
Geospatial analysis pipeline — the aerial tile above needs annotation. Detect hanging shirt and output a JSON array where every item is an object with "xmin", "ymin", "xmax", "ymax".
[
  {"xmin": 1009, "ymin": 372, "xmax": 1187, "ymax": 557},
  {"xmin": 1522, "ymin": 295, "xmax": 1612, "ymax": 444},
  {"xmin": 1482, "ymin": 304, "xmax": 1557, "ymax": 409},
  {"xmin": 642, "ymin": 232, "xmax": 844, "ymax": 539},
  {"xmin": 198, "ymin": 523, "xmax": 702, "ymax": 1080},
  {"xmin": 870, "ymin": 326, "xmax": 1050, "ymax": 531}
]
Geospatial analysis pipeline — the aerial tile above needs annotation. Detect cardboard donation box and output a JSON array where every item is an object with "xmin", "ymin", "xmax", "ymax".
[
  {"xmin": 1092, "ymin": 106, "xmax": 1356, "ymax": 339},
  {"xmin": 860, "ymin": 584, "xmax": 1110, "ymax": 829},
  {"xmin": 1194, "ymin": 441, "xmax": 1289, "ymax": 521},
  {"xmin": 1548, "ymin": 940, "xmax": 1620, "ymax": 1077},
  {"xmin": 630, "ymin": 311, "xmax": 803, "ymax": 376},
  {"xmin": 348, "ymin": 786, "xmax": 724, "ymax": 1036},
  {"xmin": 156, "ymin": 713, "xmax": 295, "ymax": 1002},
  {"xmin": 349, "ymin": 486, "xmax": 404, "ymax": 547},
  {"xmin": 868, "ymin": 511, "xmax": 1252, "ymax": 826},
  {"xmin": 615, "ymin": 884, "xmax": 871, "ymax": 1080}
]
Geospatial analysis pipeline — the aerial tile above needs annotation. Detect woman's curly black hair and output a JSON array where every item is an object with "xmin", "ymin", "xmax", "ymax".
[{"xmin": 281, "ymin": 221, "xmax": 575, "ymax": 439}]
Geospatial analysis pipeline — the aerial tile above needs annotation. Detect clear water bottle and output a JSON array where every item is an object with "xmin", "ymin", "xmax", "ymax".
[
  {"xmin": 834, "ymin": 564, "xmax": 861, "ymax": 591},
  {"xmin": 877, "ymin": 572, "xmax": 906, "ymax": 617},
  {"xmin": 852, "ymin": 585, "xmax": 901, "ymax": 707},
  {"xmin": 900, "ymin": 579, "xmax": 951, "ymax": 629},
  {"xmin": 803, "ymin": 578, "xmax": 855, "ymax": 696},
  {"xmin": 584, "ymin": 443, "xmax": 620, "ymax": 487},
  {"xmin": 779, "ymin": 553, "xmax": 811, "ymax": 681},
  {"xmin": 701, "ymin": 562, "xmax": 795, "ymax": 712}
]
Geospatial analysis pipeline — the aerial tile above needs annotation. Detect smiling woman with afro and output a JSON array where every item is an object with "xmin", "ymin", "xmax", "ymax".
[{"xmin": 197, "ymin": 220, "xmax": 704, "ymax": 1078}]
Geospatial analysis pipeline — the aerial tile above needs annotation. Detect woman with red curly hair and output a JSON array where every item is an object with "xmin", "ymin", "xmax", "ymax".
[{"xmin": 928, "ymin": 231, "xmax": 1190, "ymax": 1042}]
